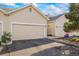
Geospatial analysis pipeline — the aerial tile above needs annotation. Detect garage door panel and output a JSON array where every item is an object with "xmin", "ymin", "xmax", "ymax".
[
  {"xmin": 55, "ymin": 26, "xmax": 79, "ymax": 37},
  {"xmin": 0, "ymin": 23, "xmax": 2, "ymax": 40},
  {"xmin": 0, "ymin": 23, "xmax": 2, "ymax": 35},
  {"xmin": 12, "ymin": 24, "xmax": 45, "ymax": 40},
  {"xmin": 55, "ymin": 26, "xmax": 65, "ymax": 37}
]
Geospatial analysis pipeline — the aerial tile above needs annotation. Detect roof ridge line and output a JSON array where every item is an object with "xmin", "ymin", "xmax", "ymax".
[
  {"xmin": 0, "ymin": 3, "xmax": 49, "ymax": 20},
  {"xmin": 0, "ymin": 3, "xmax": 32, "ymax": 15}
]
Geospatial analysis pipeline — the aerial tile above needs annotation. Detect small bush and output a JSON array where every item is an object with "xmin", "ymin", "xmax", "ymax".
[
  {"xmin": 69, "ymin": 38, "xmax": 76, "ymax": 41},
  {"xmin": 68, "ymin": 38, "xmax": 79, "ymax": 42},
  {"xmin": 1, "ymin": 32, "xmax": 11, "ymax": 43},
  {"xmin": 75, "ymin": 38, "xmax": 79, "ymax": 42}
]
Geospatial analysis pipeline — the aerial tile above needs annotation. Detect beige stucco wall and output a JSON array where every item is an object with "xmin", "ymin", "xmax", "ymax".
[
  {"xmin": 9, "ymin": 6, "xmax": 47, "ymax": 24},
  {"xmin": 47, "ymin": 20, "xmax": 55, "ymax": 36},
  {"xmin": 0, "ymin": 23, "xmax": 2, "ymax": 37},
  {"xmin": 0, "ymin": 6, "xmax": 47, "ymax": 40},
  {"xmin": 0, "ymin": 12, "xmax": 7, "ymax": 32}
]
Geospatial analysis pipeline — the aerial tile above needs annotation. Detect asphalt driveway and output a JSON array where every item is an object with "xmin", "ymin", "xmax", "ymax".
[{"xmin": 0, "ymin": 38, "xmax": 79, "ymax": 56}]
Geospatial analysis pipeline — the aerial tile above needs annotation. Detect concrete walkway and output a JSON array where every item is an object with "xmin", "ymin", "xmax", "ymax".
[{"xmin": 9, "ymin": 42, "xmax": 65, "ymax": 56}]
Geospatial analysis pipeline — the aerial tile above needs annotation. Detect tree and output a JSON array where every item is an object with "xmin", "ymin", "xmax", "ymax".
[{"xmin": 64, "ymin": 3, "xmax": 79, "ymax": 33}]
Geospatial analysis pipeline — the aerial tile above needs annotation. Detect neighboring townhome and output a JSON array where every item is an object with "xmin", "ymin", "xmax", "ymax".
[
  {"xmin": 48, "ymin": 14, "xmax": 67, "ymax": 37},
  {"xmin": 0, "ymin": 4, "xmax": 48, "ymax": 40},
  {"xmin": 48, "ymin": 14, "xmax": 79, "ymax": 37}
]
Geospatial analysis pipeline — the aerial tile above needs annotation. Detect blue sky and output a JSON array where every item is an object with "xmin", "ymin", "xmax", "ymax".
[
  {"xmin": 0, "ymin": 3, "xmax": 69, "ymax": 16},
  {"xmin": 37, "ymin": 3, "xmax": 69, "ymax": 16}
]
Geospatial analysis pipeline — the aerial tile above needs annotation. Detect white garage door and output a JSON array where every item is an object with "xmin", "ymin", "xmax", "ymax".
[
  {"xmin": 55, "ymin": 25, "xmax": 65, "ymax": 37},
  {"xmin": 0, "ymin": 22, "xmax": 3, "ymax": 40},
  {"xmin": 11, "ymin": 23, "xmax": 46, "ymax": 40}
]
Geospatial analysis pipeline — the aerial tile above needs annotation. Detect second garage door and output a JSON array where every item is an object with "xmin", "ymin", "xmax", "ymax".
[
  {"xmin": 55, "ymin": 25, "xmax": 65, "ymax": 37},
  {"xmin": 0, "ymin": 22, "xmax": 3, "ymax": 40},
  {"xmin": 11, "ymin": 23, "xmax": 46, "ymax": 40}
]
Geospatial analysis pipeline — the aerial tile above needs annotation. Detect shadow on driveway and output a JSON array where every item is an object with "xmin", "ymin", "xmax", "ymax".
[
  {"xmin": 0, "ymin": 38, "xmax": 55, "ymax": 55},
  {"xmin": 31, "ymin": 45, "xmax": 79, "ymax": 56}
]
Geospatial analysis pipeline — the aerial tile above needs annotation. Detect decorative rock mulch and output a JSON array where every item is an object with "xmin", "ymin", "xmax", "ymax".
[
  {"xmin": 0, "ymin": 44, "xmax": 13, "ymax": 55},
  {"xmin": 48, "ymin": 37, "xmax": 79, "ymax": 47}
]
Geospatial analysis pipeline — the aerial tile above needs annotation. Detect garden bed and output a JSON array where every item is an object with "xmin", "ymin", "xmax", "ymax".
[{"xmin": 51, "ymin": 36, "xmax": 79, "ymax": 47}]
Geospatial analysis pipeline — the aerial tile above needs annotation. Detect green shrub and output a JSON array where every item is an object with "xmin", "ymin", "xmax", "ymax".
[
  {"xmin": 68, "ymin": 38, "xmax": 79, "ymax": 42},
  {"xmin": 1, "ymin": 32, "xmax": 11, "ymax": 43},
  {"xmin": 75, "ymin": 38, "xmax": 79, "ymax": 42},
  {"xmin": 69, "ymin": 38, "xmax": 76, "ymax": 41}
]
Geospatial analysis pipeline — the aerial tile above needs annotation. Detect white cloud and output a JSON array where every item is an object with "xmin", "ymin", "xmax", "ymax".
[
  {"xmin": 32, "ymin": 3, "xmax": 38, "ymax": 7},
  {"xmin": 58, "ymin": 3, "xmax": 69, "ymax": 7},
  {"xmin": 3, "ymin": 3, "xmax": 16, "ymax": 6},
  {"xmin": 48, "ymin": 5, "xmax": 64, "ymax": 15},
  {"xmin": 2, "ymin": 3, "xmax": 27, "ymax": 8},
  {"xmin": 26, "ymin": 3, "xmax": 37, "ymax": 7},
  {"xmin": 43, "ymin": 8, "xmax": 57, "ymax": 16},
  {"xmin": 43, "ymin": 10, "xmax": 48, "ymax": 15}
]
